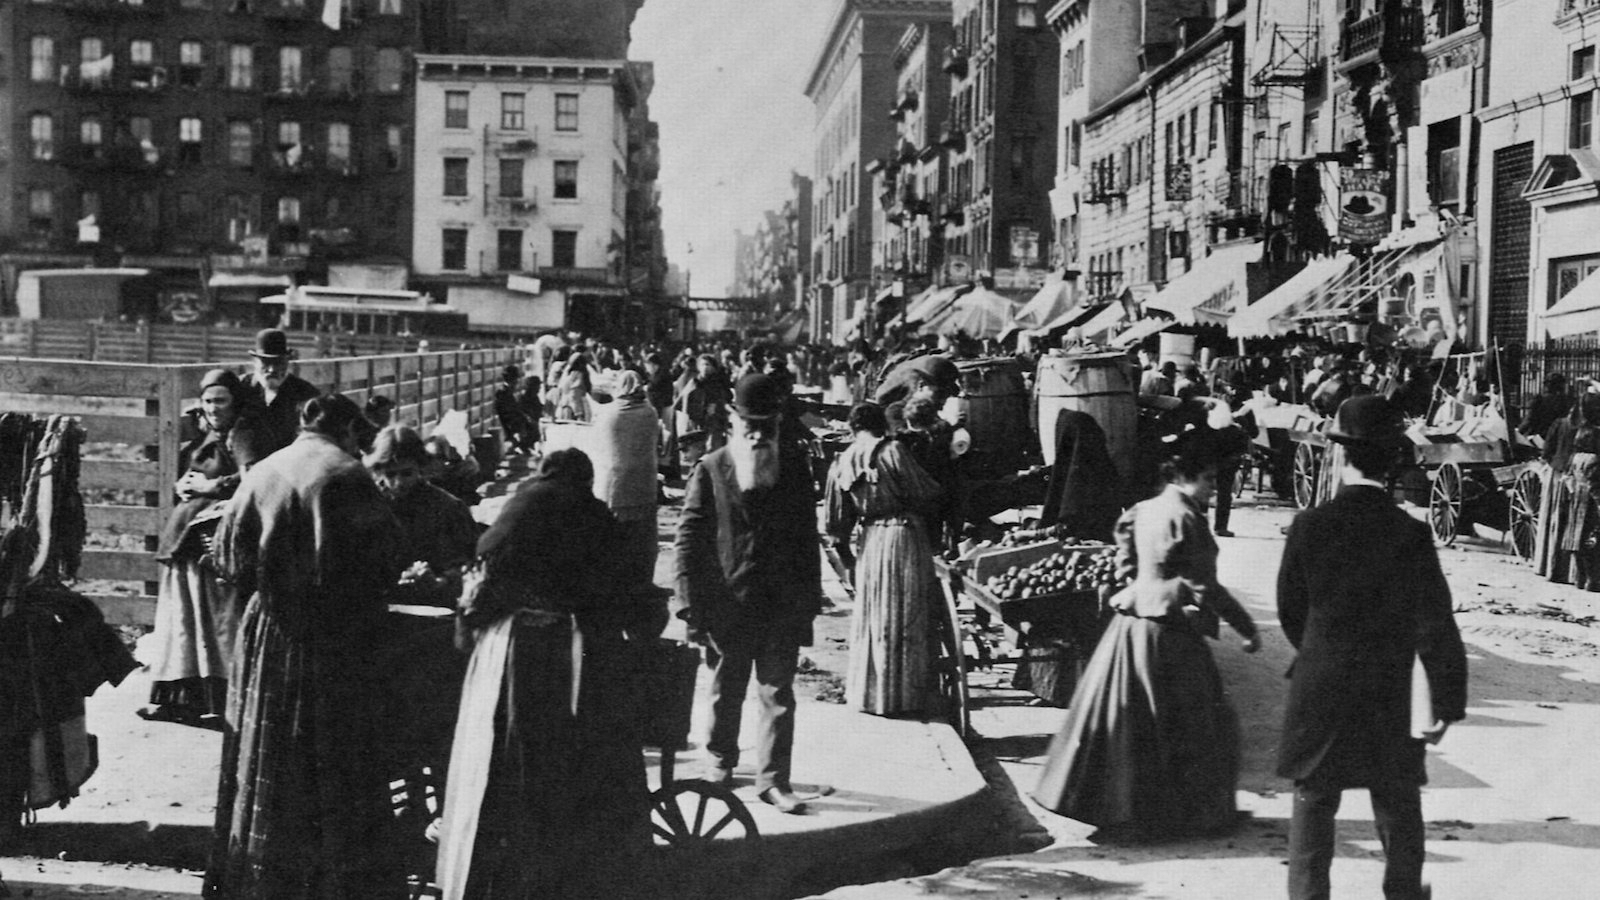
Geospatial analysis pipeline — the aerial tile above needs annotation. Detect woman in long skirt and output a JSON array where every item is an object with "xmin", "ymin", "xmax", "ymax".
[
  {"xmin": 825, "ymin": 403, "xmax": 943, "ymax": 716},
  {"xmin": 1032, "ymin": 427, "xmax": 1260, "ymax": 840}
]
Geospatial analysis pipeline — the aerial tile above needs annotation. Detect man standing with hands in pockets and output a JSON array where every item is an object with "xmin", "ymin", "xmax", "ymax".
[{"xmin": 1276, "ymin": 395, "xmax": 1468, "ymax": 900}]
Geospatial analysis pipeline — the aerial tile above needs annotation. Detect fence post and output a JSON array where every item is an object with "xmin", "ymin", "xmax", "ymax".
[
  {"xmin": 26, "ymin": 320, "xmax": 37, "ymax": 358},
  {"xmin": 152, "ymin": 366, "xmax": 183, "ymax": 597}
]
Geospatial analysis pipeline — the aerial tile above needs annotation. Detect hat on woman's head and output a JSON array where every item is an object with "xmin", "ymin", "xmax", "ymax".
[
  {"xmin": 614, "ymin": 370, "xmax": 643, "ymax": 398},
  {"xmin": 533, "ymin": 447, "xmax": 594, "ymax": 486},
  {"xmin": 199, "ymin": 368, "xmax": 243, "ymax": 396},
  {"xmin": 364, "ymin": 424, "xmax": 429, "ymax": 469},
  {"xmin": 249, "ymin": 328, "xmax": 296, "ymax": 360}
]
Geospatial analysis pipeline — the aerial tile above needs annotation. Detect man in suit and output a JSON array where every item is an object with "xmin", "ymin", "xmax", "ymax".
[
  {"xmin": 1276, "ymin": 395, "xmax": 1468, "ymax": 900},
  {"xmin": 237, "ymin": 328, "xmax": 321, "ymax": 458},
  {"xmin": 674, "ymin": 373, "xmax": 822, "ymax": 814}
]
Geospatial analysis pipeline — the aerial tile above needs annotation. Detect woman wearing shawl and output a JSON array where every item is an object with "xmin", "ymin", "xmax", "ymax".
[
  {"xmin": 1032, "ymin": 427, "xmax": 1260, "ymax": 840},
  {"xmin": 140, "ymin": 368, "xmax": 265, "ymax": 726},
  {"xmin": 436, "ymin": 449, "xmax": 663, "ymax": 900},
  {"xmin": 825, "ymin": 403, "xmax": 944, "ymax": 716}
]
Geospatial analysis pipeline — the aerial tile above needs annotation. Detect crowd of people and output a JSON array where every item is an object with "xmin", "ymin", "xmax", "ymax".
[{"xmin": 125, "ymin": 323, "xmax": 1482, "ymax": 900}]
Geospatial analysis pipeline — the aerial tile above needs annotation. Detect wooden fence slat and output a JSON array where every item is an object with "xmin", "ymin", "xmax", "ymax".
[
  {"xmin": 81, "ymin": 459, "xmax": 163, "ymax": 492},
  {"xmin": 0, "ymin": 391, "xmax": 147, "ymax": 417},
  {"xmin": 83, "ymin": 593, "xmax": 158, "ymax": 626},
  {"xmin": 79, "ymin": 414, "xmax": 161, "ymax": 445},
  {"xmin": 0, "ymin": 359, "xmax": 167, "ymax": 396},
  {"xmin": 79, "ymin": 549, "xmax": 161, "ymax": 582},
  {"xmin": 86, "ymin": 504, "xmax": 164, "ymax": 535}
]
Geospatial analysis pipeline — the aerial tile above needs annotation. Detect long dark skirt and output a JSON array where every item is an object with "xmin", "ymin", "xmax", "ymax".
[
  {"xmin": 1031, "ymin": 610, "xmax": 1240, "ymax": 839},
  {"xmin": 203, "ymin": 592, "xmax": 404, "ymax": 900},
  {"xmin": 146, "ymin": 560, "xmax": 237, "ymax": 716}
]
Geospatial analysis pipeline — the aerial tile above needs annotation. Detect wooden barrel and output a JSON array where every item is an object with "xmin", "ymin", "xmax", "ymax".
[
  {"xmin": 956, "ymin": 357, "xmax": 1031, "ymax": 477},
  {"xmin": 1033, "ymin": 351, "xmax": 1138, "ymax": 474}
]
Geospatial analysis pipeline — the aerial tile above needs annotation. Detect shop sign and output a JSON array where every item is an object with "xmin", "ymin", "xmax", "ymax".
[
  {"xmin": 945, "ymin": 254, "xmax": 974, "ymax": 283},
  {"xmin": 1338, "ymin": 169, "xmax": 1391, "ymax": 245},
  {"xmin": 1010, "ymin": 226, "xmax": 1040, "ymax": 266},
  {"xmin": 993, "ymin": 267, "xmax": 1049, "ymax": 290}
]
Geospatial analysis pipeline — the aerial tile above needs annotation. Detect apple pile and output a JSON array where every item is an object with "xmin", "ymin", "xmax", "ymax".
[{"xmin": 983, "ymin": 547, "xmax": 1123, "ymax": 601}]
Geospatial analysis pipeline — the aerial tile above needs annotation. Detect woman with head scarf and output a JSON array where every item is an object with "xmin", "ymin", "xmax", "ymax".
[
  {"xmin": 1032, "ymin": 427, "xmax": 1261, "ymax": 841},
  {"xmin": 139, "ymin": 368, "xmax": 263, "ymax": 726},
  {"xmin": 825, "ymin": 403, "xmax": 944, "ymax": 716},
  {"xmin": 550, "ymin": 362, "xmax": 595, "ymax": 423},
  {"xmin": 590, "ymin": 371, "xmax": 662, "ymax": 586},
  {"xmin": 436, "ymin": 448, "xmax": 664, "ymax": 900}
]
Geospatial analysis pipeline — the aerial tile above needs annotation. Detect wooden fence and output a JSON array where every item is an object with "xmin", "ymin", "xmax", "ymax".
[
  {"xmin": 0, "ymin": 346, "xmax": 519, "ymax": 626},
  {"xmin": 0, "ymin": 318, "xmax": 428, "ymax": 364}
]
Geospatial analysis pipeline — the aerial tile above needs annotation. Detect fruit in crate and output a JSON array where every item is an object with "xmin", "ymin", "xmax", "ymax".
[{"xmin": 982, "ymin": 547, "xmax": 1124, "ymax": 600}]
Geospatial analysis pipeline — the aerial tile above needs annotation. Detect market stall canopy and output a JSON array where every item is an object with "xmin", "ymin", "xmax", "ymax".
[
  {"xmin": 1227, "ymin": 243, "xmax": 1435, "ymax": 337},
  {"xmin": 926, "ymin": 286, "xmax": 1022, "ymax": 339},
  {"xmin": 1077, "ymin": 300, "xmax": 1129, "ymax": 341},
  {"xmin": 1141, "ymin": 242, "xmax": 1261, "ymax": 325},
  {"xmin": 1542, "ymin": 270, "xmax": 1600, "ymax": 338},
  {"xmin": 1001, "ymin": 279, "xmax": 1076, "ymax": 340},
  {"xmin": 1229, "ymin": 255, "xmax": 1355, "ymax": 338},
  {"xmin": 1042, "ymin": 301, "xmax": 1113, "ymax": 333},
  {"xmin": 903, "ymin": 284, "xmax": 970, "ymax": 325},
  {"xmin": 1110, "ymin": 315, "xmax": 1174, "ymax": 348}
]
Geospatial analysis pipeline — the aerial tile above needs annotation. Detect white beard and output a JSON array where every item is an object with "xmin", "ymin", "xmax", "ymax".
[{"xmin": 729, "ymin": 434, "xmax": 780, "ymax": 492}]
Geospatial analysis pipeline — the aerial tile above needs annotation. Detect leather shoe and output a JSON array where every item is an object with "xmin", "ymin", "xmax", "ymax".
[
  {"xmin": 701, "ymin": 766, "xmax": 734, "ymax": 786},
  {"xmin": 759, "ymin": 787, "xmax": 806, "ymax": 814}
]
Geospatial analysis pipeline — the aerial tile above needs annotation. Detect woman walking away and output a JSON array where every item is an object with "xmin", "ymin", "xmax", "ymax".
[
  {"xmin": 825, "ymin": 403, "xmax": 943, "ymax": 716},
  {"xmin": 141, "ymin": 369, "xmax": 263, "ymax": 727},
  {"xmin": 1032, "ymin": 427, "xmax": 1260, "ymax": 841}
]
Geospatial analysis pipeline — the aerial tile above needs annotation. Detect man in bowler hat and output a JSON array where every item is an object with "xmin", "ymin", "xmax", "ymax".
[
  {"xmin": 674, "ymin": 373, "xmax": 822, "ymax": 814},
  {"xmin": 238, "ymin": 328, "xmax": 322, "ymax": 458},
  {"xmin": 1277, "ymin": 395, "xmax": 1467, "ymax": 900}
]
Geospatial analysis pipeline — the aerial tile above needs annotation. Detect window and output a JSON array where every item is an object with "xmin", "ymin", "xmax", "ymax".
[
  {"xmin": 1576, "ymin": 46, "xmax": 1597, "ymax": 81},
  {"xmin": 499, "ymin": 158, "xmax": 524, "ymax": 197},
  {"xmin": 441, "ymin": 228, "xmax": 468, "ymax": 270},
  {"xmin": 1427, "ymin": 117, "xmax": 1463, "ymax": 208},
  {"xmin": 227, "ymin": 121, "xmax": 254, "ymax": 166},
  {"xmin": 28, "ymin": 188, "xmax": 55, "ymax": 234},
  {"xmin": 228, "ymin": 44, "xmax": 254, "ymax": 89},
  {"xmin": 445, "ymin": 91, "xmax": 469, "ymax": 128},
  {"xmin": 443, "ymin": 157, "xmax": 469, "ymax": 196},
  {"xmin": 179, "ymin": 117, "xmax": 203, "ymax": 163},
  {"xmin": 80, "ymin": 117, "xmax": 103, "ymax": 158},
  {"xmin": 1573, "ymin": 91, "xmax": 1594, "ymax": 150},
  {"xmin": 555, "ymin": 93, "xmax": 579, "ymax": 131},
  {"xmin": 378, "ymin": 0, "xmax": 400, "ymax": 12},
  {"xmin": 30, "ymin": 114, "xmax": 54, "ymax": 160},
  {"xmin": 551, "ymin": 229, "xmax": 578, "ymax": 267},
  {"xmin": 327, "ymin": 47, "xmax": 353, "ymax": 92},
  {"xmin": 326, "ymin": 122, "xmax": 350, "ymax": 169},
  {"xmin": 30, "ymin": 37, "xmax": 54, "ymax": 82},
  {"xmin": 130, "ymin": 40, "xmax": 153, "ymax": 66},
  {"xmin": 179, "ymin": 41, "xmax": 204, "ymax": 87},
  {"xmin": 385, "ymin": 125, "xmax": 403, "ymax": 170},
  {"xmin": 497, "ymin": 229, "xmax": 522, "ymax": 271},
  {"xmin": 81, "ymin": 191, "xmax": 101, "ymax": 222},
  {"xmin": 278, "ymin": 46, "xmax": 303, "ymax": 92},
  {"xmin": 276, "ymin": 121, "xmax": 302, "ymax": 167},
  {"xmin": 277, "ymin": 196, "xmax": 300, "ymax": 224},
  {"xmin": 177, "ymin": 192, "xmax": 204, "ymax": 235},
  {"xmin": 374, "ymin": 48, "xmax": 402, "ymax": 93},
  {"xmin": 553, "ymin": 160, "xmax": 578, "ymax": 199},
  {"xmin": 225, "ymin": 193, "xmax": 256, "ymax": 242},
  {"xmin": 1552, "ymin": 256, "xmax": 1600, "ymax": 307},
  {"xmin": 1017, "ymin": 0, "xmax": 1038, "ymax": 27},
  {"xmin": 1208, "ymin": 104, "xmax": 1219, "ymax": 153},
  {"xmin": 80, "ymin": 38, "xmax": 104, "ymax": 66},
  {"xmin": 501, "ymin": 93, "xmax": 525, "ymax": 130}
]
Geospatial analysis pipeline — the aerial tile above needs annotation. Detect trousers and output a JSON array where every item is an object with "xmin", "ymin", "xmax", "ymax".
[
  {"xmin": 1288, "ymin": 779, "xmax": 1425, "ymax": 900},
  {"xmin": 705, "ymin": 622, "xmax": 799, "ymax": 792}
]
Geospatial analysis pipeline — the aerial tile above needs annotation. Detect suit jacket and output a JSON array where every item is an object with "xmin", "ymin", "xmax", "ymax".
[
  {"xmin": 237, "ymin": 372, "xmax": 321, "ymax": 460},
  {"xmin": 1276, "ymin": 484, "xmax": 1467, "ymax": 786},
  {"xmin": 674, "ymin": 441, "xmax": 821, "ymax": 642}
]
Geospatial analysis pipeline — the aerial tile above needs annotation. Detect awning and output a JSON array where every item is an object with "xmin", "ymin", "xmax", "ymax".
[
  {"xmin": 1110, "ymin": 316, "xmax": 1175, "ymax": 348},
  {"xmin": 1543, "ymin": 270, "xmax": 1600, "ymax": 338},
  {"xmin": 208, "ymin": 272, "xmax": 292, "ymax": 289},
  {"xmin": 1228, "ymin": 243, "xmax": 1433, "ymax": 337},
  {"xmin": 924, "ymin": 286, "xmax": 1021, "ymax": 339},
  {"xmin": 1229, "ymin": 255, "xmax": 1356, "ymax": 338},
  {"xmin": 1042, "ymin": 301, "xmax": 1112, "ymax": 333},
  {"xmin": 1000, "ymin": 278, "xmax": 1075, "ymax": 340},
  {"xmin": 904, "ymin": 284, "xmax": 970, "ymax": 325},
  {"xmin": 1141, "ymin": 242, "xmax": 1261, "ymax": 325},
  {"xmin": 1078, "ymin": 301, "xmax": 1129, "ymax": 340}
]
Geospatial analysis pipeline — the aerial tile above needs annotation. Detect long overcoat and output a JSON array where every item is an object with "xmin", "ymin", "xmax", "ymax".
[{"xmin": 1276, "ymin": 484, "xmax": 1468, "ymax": 787}]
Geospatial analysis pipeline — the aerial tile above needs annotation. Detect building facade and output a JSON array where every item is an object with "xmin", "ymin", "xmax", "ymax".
[
  {"xmin": 411, "ymin": 55, "xmax": 632, "ymax": 336},
  {"xmin": 804, "ymin": 0, "xmax": 952, "ymax": 343}
]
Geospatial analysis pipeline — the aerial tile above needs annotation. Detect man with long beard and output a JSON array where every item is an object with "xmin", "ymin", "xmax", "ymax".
[
  {"xmin": 675, "ymin": 373, "xmax": 822, "ymax": 813},
  {"xmin": 236, "ymin": 328, "xmax": 321, "ymax": 458}
]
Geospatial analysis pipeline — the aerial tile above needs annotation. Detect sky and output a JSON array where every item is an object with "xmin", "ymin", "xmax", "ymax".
[{"xmin": 631, "ymin": 0, "xmax": 838, "ymax": 297}]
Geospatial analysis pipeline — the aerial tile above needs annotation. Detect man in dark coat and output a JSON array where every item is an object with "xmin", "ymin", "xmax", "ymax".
[
  {"xmin": 236, "ymin": 328, "xmax": 321, "ymax": 458},
  {"xmin": 675, "ymin": 373, "xmax": 822, "ymax": 814},
  {"xmin": 1276, "ymin": 395, "xmax": 1468, "ymax": 900}
]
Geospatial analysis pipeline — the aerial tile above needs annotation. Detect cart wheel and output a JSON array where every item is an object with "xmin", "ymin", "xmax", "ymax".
[
  {"xmin": 1292, "ymin": 442, "xmax": 1320, "ymax": 510},
  {"xmin": 933, "ymin": 578, "xmax": 971, "ymax": 740},
  {"xmin": 651, "ymin": 780, "xmax": 758, "ymax": 847},
  {"xmin": 1509, "ymin": 467, "xmax": 1542, "ymax": 562},
  {"xmin": 1430, "ymin": 462, "xmax": 1464, "ymax": 547}
]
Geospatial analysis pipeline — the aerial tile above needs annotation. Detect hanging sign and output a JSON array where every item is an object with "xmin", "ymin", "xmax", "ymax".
[{"xmin": 1338, "ymin": 168, "xmax": 1391, "ymax": 245}]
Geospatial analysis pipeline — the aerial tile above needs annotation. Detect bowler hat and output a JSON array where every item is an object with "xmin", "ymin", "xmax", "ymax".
[
  {"xmin": 1325, "ymin": 395, "xmax": 1407, "ymax": 446},
  {"xmin": 249, "ymin": 328, "xmax": 296, "ymax": 360},
  {"xmin": 731, "ymin": 373, "xmax": 785, "ymax": 420},
  {"xmin": 906, "ymin": 354, "xmax": 961, "ymax": 390}
]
